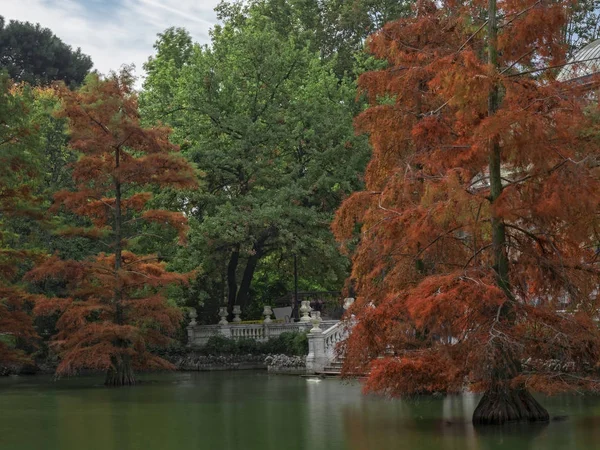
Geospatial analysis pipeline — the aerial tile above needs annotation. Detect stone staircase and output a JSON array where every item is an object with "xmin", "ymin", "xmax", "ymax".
[{"xmin": 320, "ymin": 358, "xmax": 344, "ymax": 376}]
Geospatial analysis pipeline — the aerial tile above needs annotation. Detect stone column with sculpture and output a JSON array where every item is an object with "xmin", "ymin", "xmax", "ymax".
[{"xmin": 306, "ymin": 310, "xmax": 326, "ymax": 373}]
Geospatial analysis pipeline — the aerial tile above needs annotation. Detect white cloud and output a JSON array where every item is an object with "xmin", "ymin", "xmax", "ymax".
[{"xmin": 1, "ymin": 0, "xmax": 221, "ymax": 83}]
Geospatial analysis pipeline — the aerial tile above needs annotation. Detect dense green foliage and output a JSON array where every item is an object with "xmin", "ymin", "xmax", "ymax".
[
  {"xmin": 0, "ymin": 17, "xmax": 93, "ymax": 87},
  {"xmin": 215, "ymin": 0, "xmax": 414, "ymax": 78},
  {"xmin": 142, "ymin": 5, "xmax": 371, "ymax": 319}
]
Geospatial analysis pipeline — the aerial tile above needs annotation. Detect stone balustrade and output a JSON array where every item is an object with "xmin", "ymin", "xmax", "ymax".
[{"xmin": 187, "ymin": 320, "xmax": 341, "ymax": 347}]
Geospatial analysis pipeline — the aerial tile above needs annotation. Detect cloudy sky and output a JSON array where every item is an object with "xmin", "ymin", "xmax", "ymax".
[{"xmin": 2, "ymin": 0, "xmax": 222, "ymax": 79}]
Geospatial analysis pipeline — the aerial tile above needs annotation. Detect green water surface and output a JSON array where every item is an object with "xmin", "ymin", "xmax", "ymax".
[{"xmin": 0, "ymin": 371, "xmax": 599, "ymax": 450}]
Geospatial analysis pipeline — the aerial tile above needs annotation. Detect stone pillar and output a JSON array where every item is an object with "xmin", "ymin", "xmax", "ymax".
[
  {"xmin": 219, "ymin": 325, "xmax": 232, "ymax": 338},
  {"xmin": 306, "ymin": 311, "xmax": 326, "ymax": 374},
  {"xmin": 186, "ymin": 308, "xmax": 198, "ymax": 347},
  {"xmin": 306, "ymin": 331, "xmax": 326, "ymax": 374},
  {"xmin": 218, "ymin": 306, "xmax": 231, "ymax": 338}
]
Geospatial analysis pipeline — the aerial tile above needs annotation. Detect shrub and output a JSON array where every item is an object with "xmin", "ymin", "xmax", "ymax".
[{"xmin": 199, "ymin": 331, "xmax": 308, "ymax": 356}]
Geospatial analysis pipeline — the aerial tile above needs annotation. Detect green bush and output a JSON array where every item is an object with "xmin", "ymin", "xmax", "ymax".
[
  {"xmin": 200, "ymin": 331, "xmax": 308, "ymax": 356},
  {"xmin": 202, "ymin": 335, "xmax": 239, "ymax": 355}
]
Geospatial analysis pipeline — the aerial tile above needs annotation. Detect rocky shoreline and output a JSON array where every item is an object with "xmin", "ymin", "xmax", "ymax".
[
  {"xmin": 171, "ymin": 352, "xmax": 307, "ymax": 374},
  {"xmin": 2, "ymin": 351, "xmax": 308, "ymax": 376}
]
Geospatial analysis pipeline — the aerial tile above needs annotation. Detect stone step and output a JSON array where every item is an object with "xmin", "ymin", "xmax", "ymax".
[{"xmin": 319, "ymin": 370, "xmax": 342, "ymax": 376}]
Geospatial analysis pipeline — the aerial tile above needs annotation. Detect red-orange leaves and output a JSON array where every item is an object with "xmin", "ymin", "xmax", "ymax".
[
  {"xmin": 34, "ymin": 73, "xmax": 197, "ymax": 383},
  {"xmin": 365, "ymin": 352, "xmax": 464, "ymax": 396},
  {"xmin": 333, "ymin": 0, "xmax": 600, "ymax": 399},
  {"xmin": 141, "ymin": 210, "xmax": 189, "ymax": 243},
  {"xmin": 406, "ymin": 273, "xmax": 505, "ymax": 337}
]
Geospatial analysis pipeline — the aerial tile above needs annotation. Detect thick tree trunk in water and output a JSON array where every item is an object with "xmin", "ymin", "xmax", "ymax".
[
  {"xmin": 473, "ymin": 383, "xmax": 549, "ymax": 425},
  {"xmin": 475, "ymin": 0, "xmax": 549, "ymax": 425},
  {"xmin": 107, "ymin": 145, "xmax": 135, "ymax": 388},
  {"xmin": 105, "ymin": 354, "xmax": 136, "ymax": 387}
]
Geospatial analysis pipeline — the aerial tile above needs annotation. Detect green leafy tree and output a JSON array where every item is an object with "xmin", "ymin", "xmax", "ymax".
[
  {"xmin": 0, "ymin": 16, "xmax": 93, "ymax": 87},
  {"xmin": 0, "ymin": 74, "xmax": 43, "ymax": 367},
  {"xmin": 216, "ymin": 0, "xmax": 414, "ymax": 77},
  {"xmin": 142, "ymin": 11, "xmax": 370, "ymax": 318}
]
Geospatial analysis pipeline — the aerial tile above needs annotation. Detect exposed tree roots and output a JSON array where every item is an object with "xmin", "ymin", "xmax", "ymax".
[
  {"xmin": 473, "ymin": 385, "xmax": 549, "ymax": 425},
  {"xmin": 105, "ymin": 356, "xmax": 136, "ymax": 387}
]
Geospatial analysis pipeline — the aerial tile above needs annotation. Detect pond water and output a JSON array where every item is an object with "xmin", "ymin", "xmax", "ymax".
[{"xmin": 1, "ymin": 371, "xmax": 600, "ymax": 450}]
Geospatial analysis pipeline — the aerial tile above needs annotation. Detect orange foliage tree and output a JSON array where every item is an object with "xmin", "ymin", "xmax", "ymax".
[
  {"xmin": 333, "ymin": 0, "xmax": 600, "ymax": 424},
  {"xmin": 29, "ymin": 73, "xmax": 197, "ymax": 386}
]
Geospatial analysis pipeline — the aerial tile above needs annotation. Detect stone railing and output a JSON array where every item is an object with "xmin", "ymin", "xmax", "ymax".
[
  {"xmin": 186, "ymin": 302, "xmax": 341, "ymax": 347},
  {"xmin": 186, "ymin": 321, "xmax": 311, "ymax": 346},
  {"xmin": 306, "ymin": 298, "xmax": 355, "ymax": 374},
  {"xmin": 187, "ymin": 319, "xmax": 343, "ymax": 347}
]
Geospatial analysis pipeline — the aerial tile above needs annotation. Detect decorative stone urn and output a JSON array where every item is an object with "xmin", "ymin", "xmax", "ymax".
[
  {"xmin": 310, "ymin": 311, "xmax": 322, "ymax": 332},
  {"xmin": 343, "ymin": 298, "xmax": 355, "ymax": 310},
  {"xmin": 263, "ymin": 305, "xmax": 273, "ymax": 324},
  {"xmin": 232, "ymin": 305, "xmax": 242, "ymax": 323},
  {"xmin": 218, "ymin": 307, "xmax": 229, "ymax": 325},
  {"xmin": 189, "ymin": 308, "xmax": 198, "ymax": 326},
  {"xmin": 299, "ymin": 300, "xmax": 312, "ymax": 322}
]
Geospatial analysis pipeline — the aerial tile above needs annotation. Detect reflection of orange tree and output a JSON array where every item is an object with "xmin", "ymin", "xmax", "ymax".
[
  {"xmin": 30, "ymin": 72, "xmax": 197, "ymax": 386},
  {"xmin": 333, "ymin": 0, "xmax": 600, "ymax": 424},
  {"xmin": 341, "ymin": 399, "xmax": 478, "ymax": 450}
]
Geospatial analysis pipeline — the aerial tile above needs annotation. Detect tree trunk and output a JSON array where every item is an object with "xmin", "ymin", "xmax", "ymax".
[
  {"xmin": 236, "ymin": 251, "xmax": 262, "ymax": 310},
  {"xmin": 226, "ymin": 245, "xmax": 240, "ymax": 313},
  {"xmin": 105, "ymin": 354, "xmax": 136, "ymax": 387},
  {"xmin": 473, "ymin": 383, "xmax": 549, "ymax": 425},
  {"xmin": 107, "ymin": 144, "xmax": 136, "ymax": 387},
  {"xmin": 474, "ymin": 0, "xmax": 549, "ymax": 425}
]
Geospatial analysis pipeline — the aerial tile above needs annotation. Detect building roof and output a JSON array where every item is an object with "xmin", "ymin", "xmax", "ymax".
[{"xmin": 557, "ymin": 39, "xmax": 600, "ymax": 82}]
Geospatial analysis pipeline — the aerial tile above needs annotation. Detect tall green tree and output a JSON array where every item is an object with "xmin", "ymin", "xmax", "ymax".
[
  {"xmin": 0, "ymin": 17, "xmax": 93, "ymax": 87},
  {"xmin": 216, "ymin": 0, "xmax": 414, "ymax": 77},
  {"xmin": 142, "ymin": 10, "xmax": 370, "ymax": 318}
]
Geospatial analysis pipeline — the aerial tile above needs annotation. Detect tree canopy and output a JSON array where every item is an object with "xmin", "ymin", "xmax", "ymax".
[
  {"xmin": 31, "ymin": 73, "xmax": 197, "ymax": 385},
  {"xmin": 142, "ymin": 8, "xmax": 371, "ymax": 319},
  {"xmin": 334, "ymin": 0, "xmax": 600, "ymax": 425},
  {"xmin": 0, "ymin": 16, "xmax": 93, "ymax": 87},
  {"xmin": 0, "ymin": 74, "xmax": 42, "ymax": 366}
]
